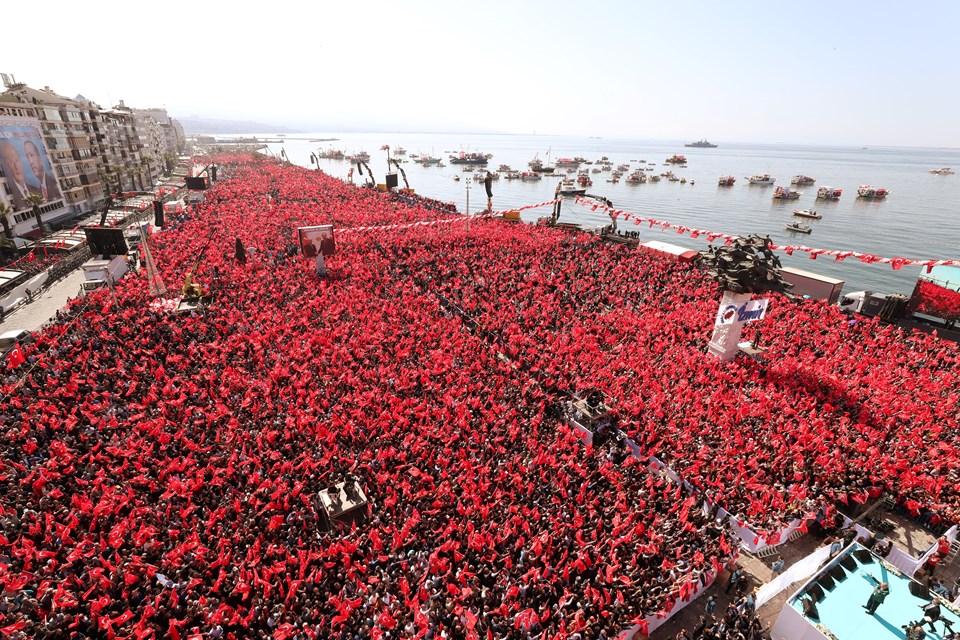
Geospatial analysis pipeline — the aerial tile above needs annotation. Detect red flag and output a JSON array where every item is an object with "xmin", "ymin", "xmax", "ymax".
[{"xmin": 6, "ymin": 343, "xmax": 26, "ymax": 369}]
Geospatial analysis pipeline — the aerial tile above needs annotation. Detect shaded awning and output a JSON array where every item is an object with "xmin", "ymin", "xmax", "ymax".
[{"xmin": 46, "ymin": 210, "xmax": 80, "ymax": 226}]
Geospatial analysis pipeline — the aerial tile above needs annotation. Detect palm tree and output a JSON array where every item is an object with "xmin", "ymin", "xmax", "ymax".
[
  {"xmin": 26, "ymin": 193, "xmax": 46, "ymax": 236},
  {"xmin": 0, "ymin": 202, "xmax": 13, "ymax": 239},
  {"xmin": 162, "ymin": 150, "xmax": 176, "ymax": 176}
]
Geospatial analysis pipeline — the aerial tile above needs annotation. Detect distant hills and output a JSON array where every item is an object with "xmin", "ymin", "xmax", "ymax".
[{"xmin": 177, "ymin": 117, "xmax": 299, "ymax": 135}]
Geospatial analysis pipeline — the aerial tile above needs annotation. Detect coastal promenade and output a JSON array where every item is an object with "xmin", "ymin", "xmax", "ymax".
[{"xmin": 0, "ymin": 268, "xmax": 84, "ymax": 334}]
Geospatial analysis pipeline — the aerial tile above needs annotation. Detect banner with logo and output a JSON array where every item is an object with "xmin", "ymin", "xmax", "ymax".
[{"xmin": 715, "ymin": 298, "xmax": 769, "ymax": 326}]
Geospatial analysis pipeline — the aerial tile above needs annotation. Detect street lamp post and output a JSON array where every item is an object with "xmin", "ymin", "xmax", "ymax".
[{"xmin": 465, "ymin": 177, "xmax": 471, "ymax": 231}]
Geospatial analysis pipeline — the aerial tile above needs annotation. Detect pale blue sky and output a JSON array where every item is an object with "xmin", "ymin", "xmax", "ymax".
[{"xmin": 4, "ymin": 0, "xmax": 958, "ymax": 146}]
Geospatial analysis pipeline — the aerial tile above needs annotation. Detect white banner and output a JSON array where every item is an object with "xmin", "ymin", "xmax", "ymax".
[{"xmin": 757, "ymin": 544, "xmax": 833, "ymax": 608}]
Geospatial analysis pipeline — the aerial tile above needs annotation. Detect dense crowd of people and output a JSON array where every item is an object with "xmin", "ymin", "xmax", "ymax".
[
  {"xmin": 0, "ymin": 156, "xmax": 957, "ymax": 639},
  {"xmin": 384, "ymin": 222, "xmax": 959, "ymax": 537}
]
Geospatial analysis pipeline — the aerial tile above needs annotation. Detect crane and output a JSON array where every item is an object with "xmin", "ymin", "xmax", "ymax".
[{"xmin": 181, "ymin": 231, "xmax": 215, "ymax": 299}]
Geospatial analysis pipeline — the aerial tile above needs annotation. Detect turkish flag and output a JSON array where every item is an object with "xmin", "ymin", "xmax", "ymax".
[{"xmin": 6, "ymin": 343, "xmax": 26, "ymax": 369}]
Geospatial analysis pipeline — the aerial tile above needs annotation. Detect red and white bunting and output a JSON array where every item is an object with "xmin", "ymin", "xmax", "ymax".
[
  {"xmin": 339, "ymin": 199, "xmax": 560, "ymax": 234},
  {"xmin": 574, "ymin": 197, "xmax": 959, "ymax": 271}
]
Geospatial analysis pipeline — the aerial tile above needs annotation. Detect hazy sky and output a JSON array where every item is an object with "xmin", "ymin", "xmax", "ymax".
[{"xmin": 4, "ymin": 0, "xmax": 958, "ymax": 146}]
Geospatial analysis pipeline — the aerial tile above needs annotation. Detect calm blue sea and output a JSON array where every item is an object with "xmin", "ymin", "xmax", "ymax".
[{"xmin": 252, "ymin": 133, "xmax": 960, "ymax": 295}]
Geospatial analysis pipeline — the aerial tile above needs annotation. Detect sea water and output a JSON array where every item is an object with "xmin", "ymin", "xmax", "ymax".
[{"xmin": 254, "ymin": 133, "xmax": 960, "ymax": 295}]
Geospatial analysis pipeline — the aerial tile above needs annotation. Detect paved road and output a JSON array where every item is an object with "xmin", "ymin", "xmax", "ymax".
[{"xmin": 0, "ymin": 270, "xmax": 86, "ymax": 335}]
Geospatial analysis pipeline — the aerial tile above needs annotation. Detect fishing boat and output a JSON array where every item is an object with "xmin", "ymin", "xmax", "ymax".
[
  {"xmin": 503, "ymin": 171, "xmax": 521, "ymax": 180},
  {"xmin": 317, "ymin": 148, "xmax": 346, "ymax": 160},
  {"xmin": 520, "ymin": 171, "xmax": 542, "ymax": 181},
  {"xmin": 617, "ymin": 163, "xmax": 630, "ymax": 172},
  {"xmin": 930, "ymin": 167, "xmax": 955, "ymax": 175},
  {"xmin": 790, "ymin": 175, "xmax": 816, "ymax": 185},
  {"xmin": 785, "ymin": 222, "xmax": 812, "ymax": 233},
  {"xmin": 393, "ymin": 146, "xmax": 406, "ymax": 155},
  {"xmin": 625, "ymin": 170, "xmax": 647, "ymax": 184},
  {"xmin": 793, "ymin": 209, "xmax": 822, "ymax": 219},
  {"xmin": 718, "ymin": 176, "xmax": 736, "ymax": 186},
  {"xmin": 772, "ymin": 186, "xmax": 801, "ymax": 200},
  {"xmin": 555, "ymin": 157, "xmax": 580, "ymax": 168},
  {"xmin": 498, "ymin": 164, "xmax": 513, "ymax": 172},
  {"xmin": 577, "ymin": 174, "xmax": 593, "ymax": 187},
  {"xmin": 816, "ymin": 186, "xmax": 842, "ymax": 200},
  {"xmin": 346, "ymin": 151, "xmax": 370, "ymax": 162},
  {"xmin": 560, "ymin": 179, "xmax": 586, "ymax": 196},
  {"xmin": 857, "ymin": 185, "xmax": 890, "ymax": 199},
  {"xmin": 747, "ymin": 173, "xmax": 775, "ymax": 185},
  {"xmin": 684, "ymin": 139, "xmax": 718, "ymax": 148},
  {"xmin": 419, "ymin": 154, "xmax": 442, "ymax": 165},
  {"xmin": 450, "ymin": 152, "xmax": 489, "ymax": 166},
  {"xmin": 529, "ymin": 150, "xmax": 556, "ymax": 174},
  {"xmin": 665, "ymin": 154, "xmax": 688, "ymax": 165}
]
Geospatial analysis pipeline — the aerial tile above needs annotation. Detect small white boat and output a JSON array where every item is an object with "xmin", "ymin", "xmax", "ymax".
[
  {"xmin": 793, "ymin": 209, "xmax": 822, "ymax": 219},
  {"xmin": 785, "ymin": 222, "xmax": 812, "ymax": 233},
  {"xmin": 790, "ymin": 175, "xmax": 816, "ymax": 185},
  {"xmin": 559, "ymin": 180, "xmax": 586, "ymax": 196},
  {"xmin": 747, "ymin": 173, "xmax": 775, "ymax": 185},
  {"xmin": 930, "ymin": 167, "xmax": 955, "ymax": 175}
]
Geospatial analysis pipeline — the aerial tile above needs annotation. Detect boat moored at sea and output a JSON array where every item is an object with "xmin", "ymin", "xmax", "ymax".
[
  {"xmin": 317, "ymin": 148, "xmax": 346, "ymax": 160},
  {"xmin": 666, "ymin": 154, "xmax": 688, "ymax": 164},
  {"xmin": 718, "ymin": 176, "xmax": 736, "ymax": 186},
  {"xmin": 625, "ymin": 170, "xmax": 646, "ymax": 184},
  {"xmin": 857, "ymin": 185, "xmax": 890, "ymax": 199},
  {"xmin": 346, "ymin": 151, "xmax": 370, "ymax": 162},
  {"xmin": 930, "ymin": 167, "xmax": 955, "ymax": 175},
  {"xmin": 747, "ymin": 173, "xmax": 775, "ymax": 185},
  {"xmin": 816, "ymin": 186, "xmax": 842, "ymax": 200},
  {"xmin": 450, "ymin": 152, "xmax": 490, "ymax": 166},
  {"xmin": 772, "ymin": 186, "xmax": 801, "ymax": 200},
  {"xmin": 393, "ymin": 146, "xmax": 406, "ymax": 155},
  {"xmin": 555, "ymin": 157, "xmax": 580, "ymax": 168},
  {"xmin": 529, "ymin": 154, "xmax": 556, "ymax": 174},
  {"xmin": 520, "ymin": 171, "xmax": 542, "ymax": 181},
  {"xmin": 790, "ymin": 175, "xmax": 816, "ymax": 185},
  {"xmin": 559, "ymin": 179, "xmax": 586, "ymax": 196},
  {"xmin": 793, "ymin": 209, "xmax": 822, "ymax": 219},
  {"xmin": 785, "ymin": 222, "xmax": 812, "ymax": 233}
]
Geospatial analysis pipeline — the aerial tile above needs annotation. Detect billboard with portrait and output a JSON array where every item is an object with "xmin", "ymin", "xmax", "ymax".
[
  {"xmin": 0, "ymin": 117, "xmax": 62, "ymax": 213},
  {"xmin": 298, "ymin": 225, "xmax": 336, "ymax": 257}
]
